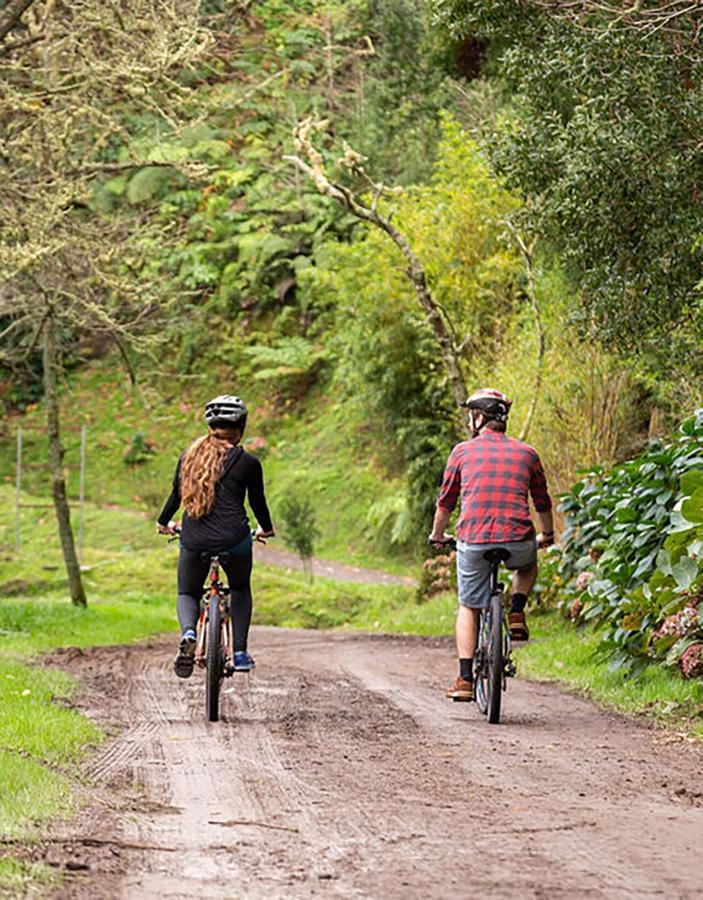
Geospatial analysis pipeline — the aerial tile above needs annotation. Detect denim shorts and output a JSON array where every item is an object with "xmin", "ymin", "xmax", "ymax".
[{"xmin": 456, "ymin": 539, "xmax": 537, "ymax": 609}]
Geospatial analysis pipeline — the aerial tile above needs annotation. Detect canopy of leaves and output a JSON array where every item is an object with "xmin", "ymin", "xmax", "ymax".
[
  {"xmin": 0, "ymin": 0, "xmax": 215, "ymax": 394},
  {"xmin": 431, "ymin": 1, "xmax": 703, "ymax": 393},
  {"xmin": 299, "ymin": 118, "xmax": 522, "ymax": 535}
]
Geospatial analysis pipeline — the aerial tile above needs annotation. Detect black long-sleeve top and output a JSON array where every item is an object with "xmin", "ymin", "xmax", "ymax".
[{"xmin": 157, "ymin": 446, "xmax": 273, "ymax": 552}]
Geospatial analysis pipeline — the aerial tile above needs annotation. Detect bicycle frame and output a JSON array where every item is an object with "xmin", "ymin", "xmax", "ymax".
[
  {"xmin": 194, "ymin": 556, "xmax": 233, "ymax": 671},
  {"xmin": 473, "ymin": 555, "xmax": 516, "ymax": 722}
]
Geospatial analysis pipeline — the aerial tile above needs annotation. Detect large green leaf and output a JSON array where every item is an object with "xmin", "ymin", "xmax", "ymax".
[
  {"xmin": 671, "ymin": 556, "xmax": 698, "ymax": 591},
  {"xmin": 680, "ymin": 470, "xmax": 703, "ymax": 496},
  {"xmin": 681, "ymin": 488, "xmax": 703, "ymax": 524}
]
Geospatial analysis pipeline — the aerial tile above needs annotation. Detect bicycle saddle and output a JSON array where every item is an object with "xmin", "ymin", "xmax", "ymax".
[
  {"xmin": 197, "ymin": 551, "xmax": 233, "ymax": 563},
  {"xmin": 483, "ymin": 548, "xmax": 511, "ymax": 563}
]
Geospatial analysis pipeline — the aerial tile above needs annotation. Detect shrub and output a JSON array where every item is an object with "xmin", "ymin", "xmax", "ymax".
[
  {"xmin": 278, "ymin": 493, "xmax": 320, "ymax": 580},
  {"xmin": 557, "ymin": 409, "xmax": 703, "ymax": 673}
]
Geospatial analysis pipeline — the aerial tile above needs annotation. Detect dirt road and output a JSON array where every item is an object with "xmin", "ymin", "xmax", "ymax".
[{"xmin": 40, "ymin": 628, "xmax": 703, "ymax": 898}]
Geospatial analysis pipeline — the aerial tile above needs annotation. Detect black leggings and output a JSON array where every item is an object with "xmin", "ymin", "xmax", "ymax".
[{"xmin": 177, "ymin": 548, "xmax": 253, "ymax": 652}]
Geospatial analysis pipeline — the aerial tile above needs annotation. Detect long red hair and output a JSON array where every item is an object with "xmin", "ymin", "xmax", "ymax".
[{"xmin": 180, "ymin": 427, "xmax": 242, "ymax": 519}]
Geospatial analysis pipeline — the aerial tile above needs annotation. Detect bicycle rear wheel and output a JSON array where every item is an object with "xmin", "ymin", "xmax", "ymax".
[
  {"xmin": 206, "ymin": 599, "xmax": 224, "ymax": 722},
  {"xmin": 475, "ymin": 612, "xmax": 489, "ymax": 716},
  {"xmin": 486, "ymin": 592, "xmax": 504, "ymax": 724}
]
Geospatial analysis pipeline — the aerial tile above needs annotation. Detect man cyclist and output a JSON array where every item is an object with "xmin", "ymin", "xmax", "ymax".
[{"xmin": 429, "ymin": 388, "xmax": 554, "ymax": 701}]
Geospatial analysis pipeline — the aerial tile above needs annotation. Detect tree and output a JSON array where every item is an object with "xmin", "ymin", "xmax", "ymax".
[
  {"xmin": 285, "ymin": 117, "xmax": 471, "ymax": 429},
  {"xmin": 291, "ymin": 117, "xmax": 533, "ymax": 534},
  {"xmin": 279, "ymin": 493, "xmax": 320, "ymax": 582},
  {"xmin": 0, "ymin": 0, "xmax": 212, "ymax": 603}
]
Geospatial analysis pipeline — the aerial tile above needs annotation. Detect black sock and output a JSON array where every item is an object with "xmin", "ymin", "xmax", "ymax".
[
  {"xmin": 459, "ymin": 658, "xmax": 473, "ymax": 681},
  {"xmin": 510, "ymin": 592, "xmax": 528, "ymax": 613}
]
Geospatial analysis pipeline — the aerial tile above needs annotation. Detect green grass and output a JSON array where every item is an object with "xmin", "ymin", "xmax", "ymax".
[
  {"xmin": 0, "ymin": 359, "xmax": 412, "ymax": 573},
  {"xmin": 0, "ymin": 490, "xmax": 179, "ymax": 847},
  {"xmin": 254, "ymin": 566, "xmax": 421, "ymax": 630},
  {"xmin": 0, "ymin": 752, "xmax": 74, "ymax": 839},
  {"xmin": 517, "ymin": 610, "xmax": 703, "ymax": 737},
  {"xmin": 0, "ymin": 857, "xmax": 58, "ymax": 895}
]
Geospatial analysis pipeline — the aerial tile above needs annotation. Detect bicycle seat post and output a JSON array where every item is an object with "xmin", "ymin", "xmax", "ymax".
[{"xmin": 209, "ymin": 556, "xmax": 220, "ymax": 590}]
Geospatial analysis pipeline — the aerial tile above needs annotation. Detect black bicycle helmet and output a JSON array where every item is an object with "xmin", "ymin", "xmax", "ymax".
[
  {"xmin": 462, "ymin": 387, "xmax": 512, "ymax": 423},
  {"xmin": 204, "ymin": 395, "xmax": 248, "ymax": 428}
]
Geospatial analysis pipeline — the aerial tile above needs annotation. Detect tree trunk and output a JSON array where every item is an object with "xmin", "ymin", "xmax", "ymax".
[
  {"xmin": 43, "ymin": 311, "xmax": 87, "ymax": 606},
  {"xmin": 510, "ymin": 230, "xmax": 545, "ymax": 443},
  {"xmin": 376, "ymin": 217, "xmax": 470, "ymax": 429}
]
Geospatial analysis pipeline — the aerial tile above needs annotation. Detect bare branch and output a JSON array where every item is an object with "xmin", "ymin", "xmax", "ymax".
[{"xmin": 0, "ymin": 0, "xmax": 38, "ymax": 43}]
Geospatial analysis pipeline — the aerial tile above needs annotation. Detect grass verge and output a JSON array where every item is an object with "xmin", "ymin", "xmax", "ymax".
[
  {"xmin": 517, "ymin": 610, "xmax": 703, "ymax": 738},
  {"xmin": 0, "ymin": 858, "xmax": 58, "ymax": 896}
]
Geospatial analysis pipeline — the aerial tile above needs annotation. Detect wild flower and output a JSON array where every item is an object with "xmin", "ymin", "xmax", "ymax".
[
  {"xmin": 680, "ymin": 643, "xmax": 703, "ymax": 680},
  {"xmin": 575, "ymin": 570, "xmax": 594, "ymax": 592},
  {"xmin": 652, "ymin": 606, "xmax": 701, "ymax": 642}
]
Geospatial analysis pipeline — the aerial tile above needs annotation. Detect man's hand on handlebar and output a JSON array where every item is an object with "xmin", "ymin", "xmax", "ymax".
[
  {"xmin": 157, "ymin": 520, "xmax": 180, "ymax": 536},
  {"xmin": 537, "ymin": 531, "xmax": 555, "ymax": 550},
  {"xmin": 428, "ymin": 532, "xmax": 455, "ymax": 548}
]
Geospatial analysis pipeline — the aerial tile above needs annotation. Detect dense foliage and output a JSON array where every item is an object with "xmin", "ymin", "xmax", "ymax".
[
  {"xmin": 301, "ymin": 119, "xmax": 522, "ymax": 538},
  {"xmin": 558, "ymin": 411, "xmax": 703, "ymax": 674},
  {"xmin": 431, "ymin": 1, "xmax": 703, "ymax": 399}
]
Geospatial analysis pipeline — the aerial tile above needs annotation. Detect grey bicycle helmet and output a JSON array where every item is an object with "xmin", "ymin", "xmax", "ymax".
[
  {"xmin": 462, "ymin": 387, "xmax": 512, "ymax": 423},
  {"xmin": 204, "ymin": 395, "xmax": 248, "ymax": 428}
]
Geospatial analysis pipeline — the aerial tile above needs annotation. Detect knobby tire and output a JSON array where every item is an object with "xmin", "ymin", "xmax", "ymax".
[
  {"xmin": 487, "ymin": 592, "xmax": 504, "ymax": 724},
  {"xmin": 206, "ymin": 599, "xmax": 223, "ymax": 722}
]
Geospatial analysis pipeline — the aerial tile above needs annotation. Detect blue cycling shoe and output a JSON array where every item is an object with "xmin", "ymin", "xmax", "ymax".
[{"xmin": 233, "ymin": 651, "xmax": 256, "ymax": 672}]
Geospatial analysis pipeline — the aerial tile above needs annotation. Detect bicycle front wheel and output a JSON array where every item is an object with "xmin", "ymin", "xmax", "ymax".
[
  {"xmin": 206, "ymin": 599, "xmax": 224, "ymax": 722},
  {"xmin": 486, "ymin": 592, "xmax": 504, "ymax": 724}
]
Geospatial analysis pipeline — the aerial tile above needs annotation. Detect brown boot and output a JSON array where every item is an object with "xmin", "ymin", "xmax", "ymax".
[
  {"xmin": 446, "ymin": 677, "xmax": 474, "ymax": 701},
  {"xmin": 509, "ymin": 611, "xmax": 530, "ymax": 641}
]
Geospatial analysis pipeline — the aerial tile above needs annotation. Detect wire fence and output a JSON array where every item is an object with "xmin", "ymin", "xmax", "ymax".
[{"xmin": 13, "ymin": 423, "xmax": 87, "ymax": 561}]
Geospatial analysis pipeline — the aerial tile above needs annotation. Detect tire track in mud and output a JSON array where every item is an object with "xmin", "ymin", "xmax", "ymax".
[{"xmin": 47, "ymin": 628, "xmax": 703, "ymax": 899}]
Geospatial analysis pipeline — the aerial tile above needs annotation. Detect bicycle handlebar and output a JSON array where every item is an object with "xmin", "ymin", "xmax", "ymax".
[
  {"xmin": 428, "ymin": 535, "xmax": 457, "ymax": 551},
  {"xmin": 161, "ymin": 524, "xmax": 271, "ymax": 545}
]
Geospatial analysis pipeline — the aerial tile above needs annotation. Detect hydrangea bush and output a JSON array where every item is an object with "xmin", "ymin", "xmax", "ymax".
[{"xmin": 557, "ymin": 410, "xmax": 703, "ymax": 675}]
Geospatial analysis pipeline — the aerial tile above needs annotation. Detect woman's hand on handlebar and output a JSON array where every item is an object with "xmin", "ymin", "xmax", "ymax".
[
  {"xmin": 157, "ymin": 520, "xmax": 180, "ymax": 536},
  {"xmin": 253, "ymin": 525, "xmax": 275, "ymax": 543}
]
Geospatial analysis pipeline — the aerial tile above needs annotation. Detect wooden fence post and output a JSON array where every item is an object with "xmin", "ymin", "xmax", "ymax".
[
  {"xmin": 78, "ymin": 424, "xmax": 86, "ymax": 564},
  {"xmin": 14, "ymin": 425, "xmax": 22, "ymax": 553}
]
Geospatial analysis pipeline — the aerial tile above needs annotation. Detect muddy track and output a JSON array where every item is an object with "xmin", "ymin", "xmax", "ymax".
[{"xmin": 30, "ymin": 629, "xmax": 703, "ymax": 898}]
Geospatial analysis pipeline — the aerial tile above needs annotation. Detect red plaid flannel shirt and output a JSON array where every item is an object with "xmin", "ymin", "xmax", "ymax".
[{"xmin": 437, "ymin": 430, "xmax": 552, "ymax": 544}]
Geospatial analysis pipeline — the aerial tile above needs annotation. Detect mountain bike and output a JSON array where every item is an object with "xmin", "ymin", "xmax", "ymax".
[
  {"xmin": 429, "ymin": 538, "xmax": 516, "ymax": 725},
  {"xmin": 166, "ymin": 529, "xmax": 261, "ymax": 723},
  {"xmin": 195, "ymin": 550, "xmax": 235, "ymax": 722},
  {"xmin": 473, "ymin": 547, "xmax": 516, "ymax": 724}
]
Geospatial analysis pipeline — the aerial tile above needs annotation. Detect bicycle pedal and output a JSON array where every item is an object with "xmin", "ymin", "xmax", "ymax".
[
  {"xmin": 223, "ymin": 662, "xmax": 235, "ymax": 677},
  {"xmin": 505, "ymin": 661, "xmax": 517, "ymax": 678}
]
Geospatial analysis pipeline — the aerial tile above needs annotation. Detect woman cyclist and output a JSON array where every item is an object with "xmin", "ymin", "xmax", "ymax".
[{"xmin": 156, "ymin": 395, "xmax": 275, "ymax": 678}]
